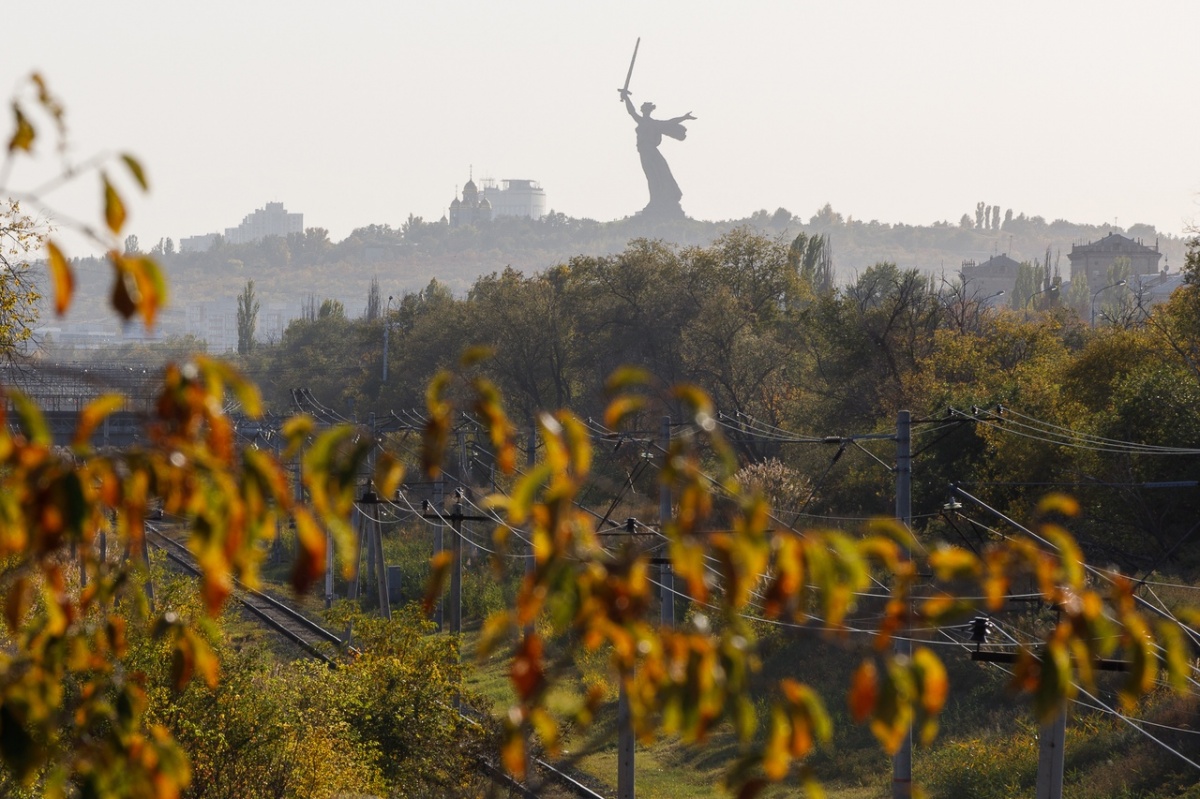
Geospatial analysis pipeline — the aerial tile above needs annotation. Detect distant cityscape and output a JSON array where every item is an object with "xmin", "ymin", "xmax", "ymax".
[
  {"xmin": 38, "ymin": 174, "xmax": 551, "ymax": 354},
  {"xmin": 30, "ymin": 176, "xmax": 1191, "ymax": 358},
  {"xmin": 961, "ymin": 232, "xmax": 1180, "ymax": 308}
]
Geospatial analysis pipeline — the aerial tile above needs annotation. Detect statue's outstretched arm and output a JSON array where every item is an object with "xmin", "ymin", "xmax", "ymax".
[
  {"xmin": 620, "ymin": 92, "xmax": 639, "ymax": 121},
  {"xmin": 668, "ymin": 111, "xmax": 697, "ymax": 123}
]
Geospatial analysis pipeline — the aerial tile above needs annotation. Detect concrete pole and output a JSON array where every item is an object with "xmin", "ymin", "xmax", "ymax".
[
  {"xmin": 324, "ymin": 517, "xmax": 335, "ymax": 609},
  {"xmin": 141, "ymin": 520, "xmax": 154, "ymax": 609},
  {"xmin": 348, "ymin": 503, "xmax": 363, "ymax": 601},
  {"xmin": 526, "ymin": 426, "xmax": 536, "ymax": 584},
  {"xmin": 892, "ymin": 409, "xmax": 913, "ymax": 799},
  {"xmin": 1036, "ymin": 709, "xmax": 1066, "ymax": 799},
  {"xmin": 373, "ymin": 508, "xmax": 391, "ymax": 621},
  {"xmin": 381, "ymin": 323, "xmax": 389, "ymax": 383},
  {"xmin": 659, "ymin": 415, "xmax": 673, "ymax": 628},
  {"xmin": 434, "ymin": 476, "xmax": 444, "ymax": 631},
  {"xmin": 617, "ymin": 684, "xmax": 635, "ymax": 799},
  {"xmin": 524, "ymin": 425, "xmax": 536, "ymax": 781},
  {"xmin": 450, "ymin": 499, "xmax": 463, "ymax": 637}
]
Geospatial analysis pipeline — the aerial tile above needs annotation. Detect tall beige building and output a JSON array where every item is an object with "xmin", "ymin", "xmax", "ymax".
[{"xmin": 1067, "ymin": 232, "xmax": 1162, "ymax": 286}]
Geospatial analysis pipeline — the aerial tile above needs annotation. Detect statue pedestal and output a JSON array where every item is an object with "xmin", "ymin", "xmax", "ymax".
[{"xmin": 639, "ymin": 200, "xmax": 685, "ymax": 221}]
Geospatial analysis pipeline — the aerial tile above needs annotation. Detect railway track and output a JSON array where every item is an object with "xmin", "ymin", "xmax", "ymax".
[
  {"xmin": 143, "ymin": 523, "xmax": 609, "ymax": 799},
  {"xmin": 144, "ymin": 524, "xmax": 345, "ymax": 665}
]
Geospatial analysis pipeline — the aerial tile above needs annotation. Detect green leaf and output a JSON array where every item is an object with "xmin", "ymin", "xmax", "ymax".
[
  {"xmin": 121, "ymin": 153, "xmax": 149, "ymax": 190},
  {"xmin": 9, "ymin": 389, "xmax": 49, "ymax": 445},
  {"xmin": 1156, "ymin": 620, "xmax": 1190, "ymax": 693},
  {"xmin": 507, "ymin": 463, "xmax": 553, "ymax": 525}
]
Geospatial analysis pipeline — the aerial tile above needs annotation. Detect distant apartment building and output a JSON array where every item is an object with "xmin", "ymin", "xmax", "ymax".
[
  {"xmin": 178, "ymin": 203, "xmax": 304, "ymax": 252},
  {"xmin": 224, "ymin": 202, "xmax": 304, "ymax": 244},
  {"xmin": 1067, "ymin": 232, "xmax": 1162, "ymax": 286},
  {"xmin": 959, "ymin": 253, "xmax": 1023, "ymax": 301},
  {"xmin": 184, "ymin": 299, "xmax": 289, "ymax": 352},
  {"xmin": 180, "ymin": 233, "xmax": 220, "ymax": 253},
  {"xmin": 448, "ymin": 173, "xmax": 546, "ymax": 227}
]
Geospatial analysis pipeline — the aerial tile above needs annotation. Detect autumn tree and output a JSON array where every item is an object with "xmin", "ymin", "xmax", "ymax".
[{"xmin": 0, "ymin": 200, "xmax": 43, "ymax": 358}]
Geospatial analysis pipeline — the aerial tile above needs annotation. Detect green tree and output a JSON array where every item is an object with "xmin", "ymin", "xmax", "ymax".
[
  {"xmin": 318, "ymin": 298, "xmax": 344, "ymax": 319},
  {"xmin": 1099, "ymin": 256, "xmax": 1134, "ymax": 326},
  {"xmin": 466, "ymin": 266, "xmax": 575, "ymax": 418},
  {"xmin": 363, "ymin": 275, "xmax": 382, "ymax": 320},
  {"xmin": 788, "ymin": 231, "xmax": 833, "ymax": 295},
  {"xmin": 1066, "ymin": 268, "xmax": 1090, "ymax": 317},
  {"xmin": 1010, "ymin": 260, "xmax": 1043, "ymax": 310},
  {"xmin": 810, "ymin": 262, "xmax": 940, "ymax": 422},
  {"xmin": 236, "ymin": 278, "xmax": 260, "ymax": 355}
]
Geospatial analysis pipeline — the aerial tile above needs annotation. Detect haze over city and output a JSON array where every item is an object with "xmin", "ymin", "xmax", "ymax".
[{"xmin": 6, "ymin": 0, "xmax": 1199, "ymax": 249}]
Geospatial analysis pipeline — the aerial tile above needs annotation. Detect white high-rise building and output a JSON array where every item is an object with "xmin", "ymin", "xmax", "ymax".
[
  {"xmin": 224, "ymin": 202, "xmax": 303, "ymax": 244},
  {"xmin": 481, "ymin": 179, "xmax": 546, "ymax": 220}
]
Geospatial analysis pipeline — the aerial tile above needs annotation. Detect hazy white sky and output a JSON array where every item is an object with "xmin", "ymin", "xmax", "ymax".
[{"xmin": 6, "ymin": 1, "xmax": 1199, "ymax": 249}]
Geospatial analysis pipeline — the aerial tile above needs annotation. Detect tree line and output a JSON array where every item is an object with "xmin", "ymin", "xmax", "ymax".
[{"xmin": 240, "ymin": 227, "xmax": 1200, "ymax": 576}]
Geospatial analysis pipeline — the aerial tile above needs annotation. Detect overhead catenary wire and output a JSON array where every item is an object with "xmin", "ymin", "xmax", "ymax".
[
  {"xmin": 983, "ymin": 617, "xmax": 1200, "ymax": 770},
  {"xmin": 955, "ymin": 406, "xmax": 1200, "ymax": 456}
]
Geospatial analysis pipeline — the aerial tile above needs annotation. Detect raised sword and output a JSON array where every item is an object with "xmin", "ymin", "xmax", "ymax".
[{"xmin": 619, "ymin": 37, "xmax": 640, "ymax": 99}]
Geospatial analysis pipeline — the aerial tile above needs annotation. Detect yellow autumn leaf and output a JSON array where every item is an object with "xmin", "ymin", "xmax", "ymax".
[
  {"xmin": 373, "ymin": 452, "xmax": 404, "ymax": 500},
  {"xmin": 46, "ymin": 240, "xmax": 73, "ymax": 315},
  {"xmin": 8, "ymin": 104, "xmax": 34, "ymax": 151},
  {"xmin": 73, "ymin": 394, "xmax": 125, "ymax": 450},
  {"xmin": 102, "ymin": 172, "xmax": 126, "ymax": 234},
  {"xmin": 603, "ymin": 394, "xmax": 647, "ymax": 430}
]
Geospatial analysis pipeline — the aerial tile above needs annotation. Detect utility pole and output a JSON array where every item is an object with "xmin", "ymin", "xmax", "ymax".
[
  {"xmin": 450, "ymin": 494, "xmax": 463, "ymax": 637},
  {"xmin": 892, "ymin": 409, "xmax": 912, "ymax": 799},
  {"xmin": 620, "ymin": 419, "xmax": 671, "ymax": 799},
  {"xmin": 524, "ymin": 425, "xmax": 536, "ymax": 781},
  {"xmin": 434, "ymin": 475, "xmax": 444, "ymax": 630},
  {"xmin": 140, "ymin": 519, "xmax": 154, "ymax": 609},
  {"xmin": 1036, "ymin": 709, "xmax": 1066, "ymax": 799},
  {"xmin": 381, "ymin": 295, "xmax": 393, "ymax": 383},
  {"xmin": 371, "ymin": 492, "xmax": 390, "ymax": 620},
  {"xmin": 659, "ymin": 415, "xmax": 673, "ymax": 628},
  {"xmin": 617, "ymin": 685, "xmax": 635, "ymax": 799},
  {"xmin": 525, "ymin": 426, "xmax": 536, "ymax": 588},
  {"xmin": 348, "ymin": 502, "xmax": 363, "ymax": 601}
]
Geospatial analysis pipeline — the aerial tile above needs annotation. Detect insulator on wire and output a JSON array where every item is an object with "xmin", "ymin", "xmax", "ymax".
[{"xmin": 969, "ymin": 616, "xmax": 992, "ymax": 647}]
